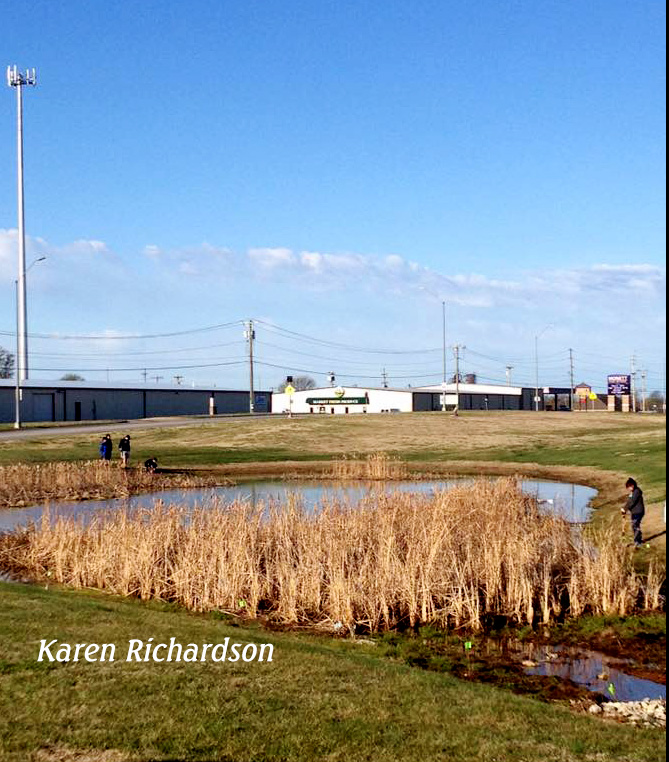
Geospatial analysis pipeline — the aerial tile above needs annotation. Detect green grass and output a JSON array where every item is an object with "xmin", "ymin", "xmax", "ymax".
[
  {"xmin": 472, "ymin": 438, "xmax": 667, "ymax": 497},
  {"xmin": 0, "ymin": 582, "xmax": 665, "ymax": 762},
  {"xmin": 548, "ymin": 613, "xmax": 666, "ymax": 644}
]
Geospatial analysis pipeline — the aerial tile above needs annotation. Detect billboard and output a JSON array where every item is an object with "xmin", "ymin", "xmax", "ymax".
[{"xmin": 607, "ymin": 374, "xmax": 631, "ymax": 395}]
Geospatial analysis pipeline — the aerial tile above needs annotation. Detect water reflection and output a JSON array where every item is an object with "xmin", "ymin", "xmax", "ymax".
[
  {"xmin": 518, "ymin": 642, "xmax": 666, "ymax": 702},
  {"xmin": 0, "ymin": 478, "xmax": 597, "ymax": 533}
]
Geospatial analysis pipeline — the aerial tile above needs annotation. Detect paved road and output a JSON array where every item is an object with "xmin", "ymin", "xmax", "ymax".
[{"xmin": 0, "ymin": 414, "xmax": 262, "ymax": 441}]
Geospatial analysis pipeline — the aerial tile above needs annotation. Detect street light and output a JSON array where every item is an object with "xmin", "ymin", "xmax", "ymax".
[
  {"xmin": 14, "ymin": 256, "xmax": 46, "ymax": 429},
  {"xmin": 534, "ymin": 324, "xmax": 553, "ymax": 412},
  {"xmin": 419, "ymin": 286, "xmax": 447, "ymax": 410},
  {"xmin": 7, "ymin": 65, "xmax": 37, "ymax": 382}
]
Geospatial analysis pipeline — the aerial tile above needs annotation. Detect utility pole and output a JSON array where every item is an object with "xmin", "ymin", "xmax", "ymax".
[
  {"xmin": 14, "ymin": 280, "xmax": 20, "ymax": 429},
  {"xmin": 630, "ymin": 354, "xmax": 637, "ymax": 413},
  {"xmin": 246, "ymin": 320, "xmax": 256, "ymax": 414},
  {"xmin": 441, "ymin": 300, "xmax": 447, "ymax": 388},
  {"xmin": 534, "ymin": 325, "xmax": 552, "ymax": 412},
  {"xmin": 7, "ymin": 66, "xmax": 37, "ymax": 381},
  {"xmin": 640, "ymin": 370, "xmax": 647, "ymax": 413},
  {"xmin": 534, "ymin": 336, "xmax": 540, "ymax": 412},
  {"xmin": 505, "ymin": 365, "xmax": 513, "ymax": 386},
  {"xmin": 381, "ymin": 368, "xmax": 388, "ymax": 388},
  {"xmin": 440, "ymin": 301, "xmax": 448, "ymax": 411},
  {"xmin": 569, "ymin": 348, "xmax": 575, "ymax": 411},
  {"xmin": 142, "ymin": 369, "xmax": 148, "ymax": 383},
  {"xmin": 453, "ymin": 345, "xmax": 465, "ymax": 416}
]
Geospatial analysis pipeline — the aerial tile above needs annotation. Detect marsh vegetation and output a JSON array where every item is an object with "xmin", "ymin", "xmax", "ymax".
[
  {"xmin": 0, "ymin": 461, "xmax": 221, "ymax": 508},
  {"xmin": 1, "ymin": 478, "xmax": 663, "ymax": 631}
]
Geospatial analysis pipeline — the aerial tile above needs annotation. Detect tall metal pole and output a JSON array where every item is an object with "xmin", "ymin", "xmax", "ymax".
[
  {"xmin": 630, "ymin": 354, "xmax": 637, "ymax": 413},
  {"xmin": 534, "ymin": 334, "xmax": 540, "ymax": 412},
  {"xmin": 14, "ymin": 280, "xmax": 20, "ymax": 429},
  {"xmin": 441, "ymin": 301, "xmax": 446, "ymax": 383},
  {"xmin": 247, "ymin": 320, "xmax": 255, "ymax": 414},
  {"xmin": 534, "ymin": 325, "xmax": 552, "ymax": 412},
  {"xmin": 569, "ymin": 348, "xmax": 575, "ymax": 411},
  {"xmin": 441, "ymin": 301, "xmax": 447, "ymax": 411},
  {"xmin": 453, "ymin": 345, "xmax": 464, "ymax": 417},
  {"xmin": 7, "ymin": 66, "xmax": 36, "ymax": 381}
]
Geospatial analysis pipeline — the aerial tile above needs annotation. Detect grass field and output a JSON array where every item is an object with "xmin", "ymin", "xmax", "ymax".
[
  {"xmin": 0, "ymin": 582, "xmax": 666, "ymax": 762},
  {"xmin": 1, "ymin": 411, "xmax": 665, "ymax": 543},
  {"xmin": 0, "ymin": 412, "xmax": 665, "ymax": 761},
  {"xmin": 2, "ymin": 411, "xmax": 664, "ymax": 484}
]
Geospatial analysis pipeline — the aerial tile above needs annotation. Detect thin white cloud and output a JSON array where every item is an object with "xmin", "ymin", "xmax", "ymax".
[{"xmin": 248, "ymin": 247, "xmax": 296, "ymax": 269}]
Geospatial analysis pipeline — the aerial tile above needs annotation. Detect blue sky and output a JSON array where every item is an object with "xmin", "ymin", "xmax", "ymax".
[{"xmin": 0, "ymin": 1, "xmax": 666, "ymax": 392}]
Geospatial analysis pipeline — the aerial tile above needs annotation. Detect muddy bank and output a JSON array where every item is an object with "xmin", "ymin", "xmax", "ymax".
[{"xmin": 360, "ymin": 623, "xmax": 666, "ymax": 711}]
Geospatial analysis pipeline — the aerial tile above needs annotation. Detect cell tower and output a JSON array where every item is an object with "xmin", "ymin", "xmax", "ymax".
[{"xmin": 7, "ymin": 65, "xmax": 37, "ymax": 381}]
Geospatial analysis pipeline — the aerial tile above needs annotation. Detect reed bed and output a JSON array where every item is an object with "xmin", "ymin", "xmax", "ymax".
[
  {"xmin": 0, "ymin": 461, "xmax": 216, "ymax": 508},
  {"xmin": 329, "ymin": 452, "xmax": 410, "ymax": 480},
  {"xmin": 0, "ymin": 478, "xmax": 663, "ymax": 631}
]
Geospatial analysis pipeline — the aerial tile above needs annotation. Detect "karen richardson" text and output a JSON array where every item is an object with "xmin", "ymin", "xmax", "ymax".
[{"xmin": 37, "ymin": 637, "xmax": 274, "ymax": 664}]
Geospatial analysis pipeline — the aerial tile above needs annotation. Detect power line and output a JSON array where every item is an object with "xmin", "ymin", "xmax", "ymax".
[
  {"xmin": 0, "ymin": 320, "xmax": 245, "ymax": 341},
  {"xmin": 255, "ymin": 320, "xmax": 442, "ymax": 355},
  {"xmin": 27, "ymin": 360, "xmax": 247, "ymax": 373}
]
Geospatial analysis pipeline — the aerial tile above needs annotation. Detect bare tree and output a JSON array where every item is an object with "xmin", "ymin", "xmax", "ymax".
[
  {"xmin": 0, "ymin": 347, "xmax": 15, "ymax": 379},
  {"xmin": 277, "ymin": 376, "xmax": 317, "ymax": 392},
  {"xmin": 60, "ymin": 373, "xmax": 85, "ymax": 381}
]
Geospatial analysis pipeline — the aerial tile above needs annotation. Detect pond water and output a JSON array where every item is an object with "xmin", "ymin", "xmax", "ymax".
[
  {"xmin": 517, "ymin": 642, "xmax": 666, "ymax": 702},
  {"xmin": 0, "ymin": 478, "xmax": 597, "ymax": 532}
]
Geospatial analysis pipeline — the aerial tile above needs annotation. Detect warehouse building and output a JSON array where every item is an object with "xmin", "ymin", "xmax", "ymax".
[
  {"xmin": 271, "ymin": 382, "xmax": 547, "ymax": 415},
  {"xmin": 0, "ymin": 379, "xmax": 270, "ymax": 424}
]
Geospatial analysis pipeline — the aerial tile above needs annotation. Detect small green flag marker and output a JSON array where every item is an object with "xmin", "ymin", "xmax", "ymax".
[
  {"xmin": 464, "ymin": 641, "xmax": 473, "ymax": 651},
  {"xmin": 607, "ymin": 683, "xmax": 616, "ymax": 698},
  {"xmin": 238, "ymin": 599, "xmax": 246, "ymax": 609}
]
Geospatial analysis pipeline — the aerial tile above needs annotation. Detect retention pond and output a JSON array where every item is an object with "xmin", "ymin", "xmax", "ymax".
[
  {"xmin": 1, "ymin": 476, "xmax": 665, "ymax": 707},
  {"xmin": 0, "ymin": 477, "xmax": 597, "ymax": 532}
]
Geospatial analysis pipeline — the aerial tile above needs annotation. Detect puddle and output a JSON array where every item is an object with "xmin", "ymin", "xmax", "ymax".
[
  {"xmin": 0, "ymin": 478, "xmax": 597, "ymax": 533},
  {"xmin": 514, "ymin": 642, "xmax": 666, "ymax": 702}
]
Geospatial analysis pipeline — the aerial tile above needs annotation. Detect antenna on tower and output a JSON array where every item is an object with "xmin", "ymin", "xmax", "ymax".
[{"xmin": 7, "ymin": 66, "xmax": 37, "ymax": 87}]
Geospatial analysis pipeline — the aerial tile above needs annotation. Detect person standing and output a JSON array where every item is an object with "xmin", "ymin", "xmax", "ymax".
[
  {"xmin": 622, "ymin": 478, "xmax": 645, "ymax": 548},
  {"xmin": 118, "ymin": 435, "xmax": 131, "ymax": 468},
  {"xmin": 99, "ymin": 434, "xmax": 113, "ymax": 462}
]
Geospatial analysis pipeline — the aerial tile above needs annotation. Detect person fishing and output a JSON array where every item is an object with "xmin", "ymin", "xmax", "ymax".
[{"xmin": 621, "ymin": 477, "xmax": 645, "ymax": 548}]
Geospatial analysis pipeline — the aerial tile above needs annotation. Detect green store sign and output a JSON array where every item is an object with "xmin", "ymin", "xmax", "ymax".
[{"xmin": 306, "ymin": 397, "xmax": 369, "ymax": 406}]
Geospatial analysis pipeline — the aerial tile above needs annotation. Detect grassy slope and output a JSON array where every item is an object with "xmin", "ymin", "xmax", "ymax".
[
  {"xmin": 0, "ymin": 413, "xmax": 665, "ymax": 760},
  {"xmin": 0, "ymin": 582, "xmax": 665, "ymax": 762},
  {"xmin": 2, "ymin": 411, "xmax": 665, "ymax": 535},
  {"xmin": 0, "ymin": 412, "xmax": 664, "ymax": 480}
]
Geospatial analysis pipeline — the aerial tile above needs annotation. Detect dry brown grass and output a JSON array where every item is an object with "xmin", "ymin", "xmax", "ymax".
[
  {"xmin": 125, "ymin": 410, "xmax": 664, "ymax": 457},
  {"xmin": 329, "ymin": 452, "xmax": 410, "ymax": 480},
  {"xmin": 1, "ymin": 478, "xmax": 662, "ymax": 632},
  {"xmin": 0, "ymin": 461, "xmax": 217, "ymax": 508}
]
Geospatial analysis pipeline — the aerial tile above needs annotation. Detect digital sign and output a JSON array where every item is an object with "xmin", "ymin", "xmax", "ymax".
[{"xmin": 607, "ymin": 374, "xmax": 631, "ymax": 395}]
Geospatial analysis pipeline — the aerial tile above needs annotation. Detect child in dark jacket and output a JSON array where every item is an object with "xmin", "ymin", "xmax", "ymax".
[{"xmin": 622, "ymin": 478, "xmax": 645, "ymax": 547}]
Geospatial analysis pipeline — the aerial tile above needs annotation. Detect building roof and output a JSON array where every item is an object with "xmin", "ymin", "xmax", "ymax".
[
  {"xmin": 416, "ymin": 383, "xmax": 523, "ymax": 395},
  {"xmin": 0, "ymin": 378, "xmax": 270, "ymax": 394},
  {"xmin": 274, "ymin": 382, "xmax": 524, "ymax": 396}
]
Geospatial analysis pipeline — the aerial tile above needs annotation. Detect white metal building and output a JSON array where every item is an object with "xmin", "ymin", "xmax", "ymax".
[
  {"xmin": 271, "ymin": 386, "xmax": 418, "ymax": 415},
  {"xmin": 270, "ymin": 382, "xmax": 529, "ymax": 415}
]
